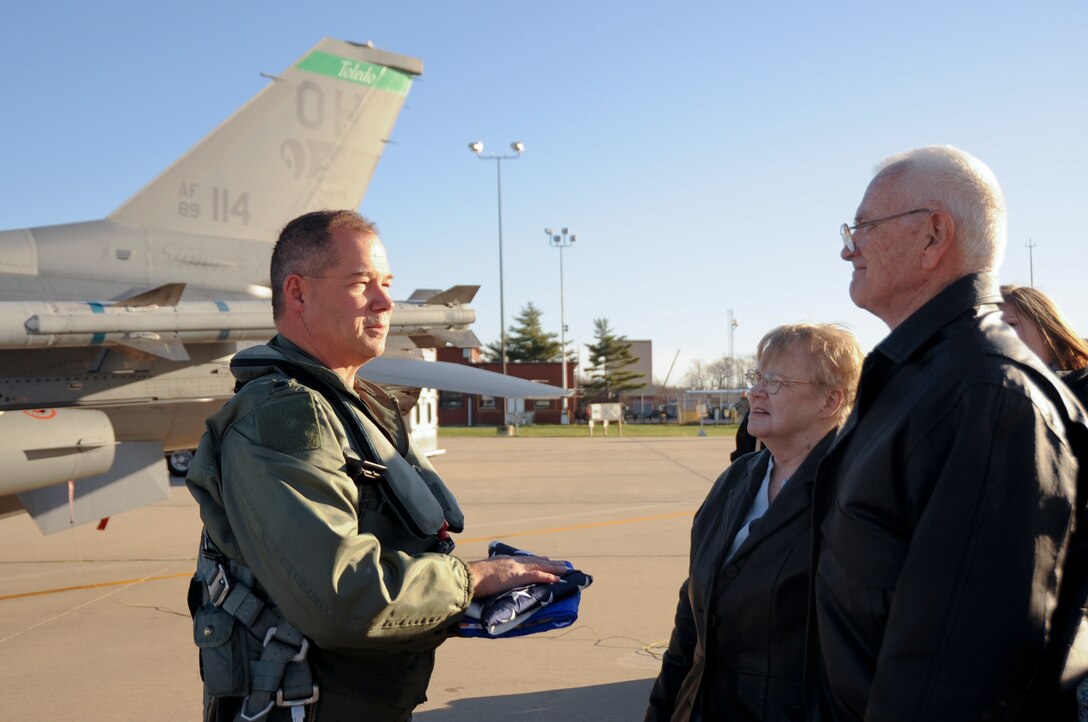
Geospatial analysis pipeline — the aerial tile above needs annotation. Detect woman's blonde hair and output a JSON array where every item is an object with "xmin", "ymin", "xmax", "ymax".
[
  {"xmin": 756, "ymin": 323, "xmax": 865, "ymax": 425},
  {"xmin": 1001, "ymin": 284, "xmax": 1088, "ymax": 370}
]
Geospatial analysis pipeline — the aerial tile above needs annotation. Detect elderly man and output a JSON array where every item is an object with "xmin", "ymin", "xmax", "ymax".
[
  {"xmin": 808, "ymin": 146, "xmax": 1087, "ymax": 720},
  {"xmin": 187, "ymin": 210, "xmax": 566, "ymax": 721}
]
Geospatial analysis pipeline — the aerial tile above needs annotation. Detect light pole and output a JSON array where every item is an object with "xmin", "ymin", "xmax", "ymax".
[
  {"xmin": 546, "ymin": 227, "xmax": 576, "ymax": 424},
  {"xmin": 468, "ymin": 140, "xmax": 523, "ymax": 384}
]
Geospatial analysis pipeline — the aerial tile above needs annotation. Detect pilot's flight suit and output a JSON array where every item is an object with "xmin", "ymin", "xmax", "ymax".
[{"xmin": 187, "ymin": 336, "xmax": 472, "ymax": 721}]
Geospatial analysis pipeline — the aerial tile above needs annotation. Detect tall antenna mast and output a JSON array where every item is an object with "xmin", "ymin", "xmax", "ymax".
[{"xmin": 1026, "ymin": 238, "xmax": 1037, "ymax": 286}]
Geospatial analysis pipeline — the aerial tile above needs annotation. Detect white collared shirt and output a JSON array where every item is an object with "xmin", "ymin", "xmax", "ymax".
[{"xmin": 725, "ymin": 456, "xmax": 790, "ymax": 562}]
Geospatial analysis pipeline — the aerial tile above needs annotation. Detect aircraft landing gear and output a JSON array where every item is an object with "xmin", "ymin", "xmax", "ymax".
[{"xmin": 167, "ymin": 449, "xmax": 194, "ymax": 477}]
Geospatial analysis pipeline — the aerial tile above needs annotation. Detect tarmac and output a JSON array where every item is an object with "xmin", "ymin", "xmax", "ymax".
[{"xmin": 0, "ymin": 434, "xmax": 734, "ymax": 720}]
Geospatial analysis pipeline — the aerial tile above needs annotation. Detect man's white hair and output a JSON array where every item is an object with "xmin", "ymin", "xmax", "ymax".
[{"xmin": 874, "ymin": 146, "xmax": 1007, "ymax": 273}]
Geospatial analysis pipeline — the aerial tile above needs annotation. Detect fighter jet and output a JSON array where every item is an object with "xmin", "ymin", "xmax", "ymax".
[{"xmin": 0, "ymin": 39, "xmax": 565, "ymax": 534}]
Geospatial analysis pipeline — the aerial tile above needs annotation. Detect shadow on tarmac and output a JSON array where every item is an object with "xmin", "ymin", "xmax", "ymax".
[{"xmin": 416, "ymin": 678, "xmax": 655, "ymax": 721}]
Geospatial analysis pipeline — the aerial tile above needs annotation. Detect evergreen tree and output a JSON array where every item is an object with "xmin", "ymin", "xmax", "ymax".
[
  {"xmin": 582, "ymin": 318, "xmax": 646, "ymax": 401},
  {"xmin": 482, "ymin": 302, "xmax": 563, "ymax": 362}
]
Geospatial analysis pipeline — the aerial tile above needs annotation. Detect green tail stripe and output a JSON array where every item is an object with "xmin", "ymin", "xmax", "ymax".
[{"xmin": 296, "ymin": 51, "xmax": 412, "ymax": 95}]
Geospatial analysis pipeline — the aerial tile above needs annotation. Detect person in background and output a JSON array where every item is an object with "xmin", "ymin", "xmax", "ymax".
[
  {"xmin": 1000, "ymin": 285, "xmax": 1088, "ymax": 720},
  {"xmin": 729, "ymin": 392, "xmax": 761, "ymax": 462},
  {"xmin": 1000, "ymin": 283, "xmax": 1088, "ymax": 407},
  {"xmin": 810, "ymin": 145, "xmax": 1088, "ymax": 720},
  {"xmin": 646, "ymin": 323, "xmax": 863, "ymax": 721}
]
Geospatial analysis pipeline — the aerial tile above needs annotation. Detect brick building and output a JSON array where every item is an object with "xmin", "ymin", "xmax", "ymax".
[{"xmin": 435, "ymin": 347, "xmax": 574, "ymax": 426}]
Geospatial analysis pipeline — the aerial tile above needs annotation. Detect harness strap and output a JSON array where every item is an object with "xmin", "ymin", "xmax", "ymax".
[
  {"xmin": 198, "ymin": 531, "xmax": 319, "ymax": 721},
  {"xmin": 232, "ymin": 356, "xmax": 446, "ymax": 541},
  {"xmin": 220, "ymin": 583, "xmax": 265, "ymax": 628}
]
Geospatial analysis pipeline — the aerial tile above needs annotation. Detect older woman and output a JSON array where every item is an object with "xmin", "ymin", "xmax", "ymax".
[
  {"xmin": 646, "ymin": 323, "xmax": 863, "ymax": 722},
  {"xmin": 1000, "ymin": 284, "xmax": 1088, "ymax": 406}
]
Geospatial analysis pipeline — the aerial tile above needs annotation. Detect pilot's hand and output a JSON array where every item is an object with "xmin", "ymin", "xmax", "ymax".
[{"xmin": 466, "ymin": 555, "xmax": 567, "ymax": 599}]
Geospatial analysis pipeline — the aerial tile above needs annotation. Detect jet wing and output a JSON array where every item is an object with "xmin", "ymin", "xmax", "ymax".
[{"xmin": 360, "ymin": 357, "xmax": 570, "ymax": 398}]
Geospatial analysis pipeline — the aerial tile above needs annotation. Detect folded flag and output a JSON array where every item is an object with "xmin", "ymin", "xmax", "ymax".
[{"xmin": 460, "ymin": 541, "xmax": 592, "ymax": 638}]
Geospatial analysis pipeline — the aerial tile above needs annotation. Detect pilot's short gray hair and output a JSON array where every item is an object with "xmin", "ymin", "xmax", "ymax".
[
  {"xmin": 874, "ymin": 146, "xmax": 1006, "ymax": 273},
  {"xmin": 270, "ymin": 210, "xmax": 378, "ymax": 319}
]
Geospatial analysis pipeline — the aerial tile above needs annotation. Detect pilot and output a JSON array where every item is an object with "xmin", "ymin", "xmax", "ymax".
[{"xmin": 186, "ymin": 209, "xmax": 566, "ymax": 721}]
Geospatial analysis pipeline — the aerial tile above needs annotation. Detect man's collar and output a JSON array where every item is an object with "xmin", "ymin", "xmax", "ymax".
[
  {"xmin": 269, "ymin": 335, "xmax": 358, "ymax": 396},
  {"xmin": 797, "ymin": 429, "xmax": 837, "ymax": 487},
  {"xmin": 874, "ymin": 273, "xmax": 1001, "ymax": 363}
]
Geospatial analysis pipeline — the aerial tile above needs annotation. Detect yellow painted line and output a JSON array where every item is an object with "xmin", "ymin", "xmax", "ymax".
[
  {"xmin": 0, "ymin": 571, "xmax": 193, "ymax": 601},
  {"xmin": 2, "ymin": 509, "xmax": 695, "ymax": 601}
]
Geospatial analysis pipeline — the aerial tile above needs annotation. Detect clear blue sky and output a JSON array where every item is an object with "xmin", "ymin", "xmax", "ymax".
[{"xmin": 3, "ymin": 1, "xmax": 1086, "ymax": 383}]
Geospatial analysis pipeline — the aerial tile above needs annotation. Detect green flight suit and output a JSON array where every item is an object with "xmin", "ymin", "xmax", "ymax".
[{"xmin": 187, "ymin": 336, "xmax": 473, "ymax": 720}]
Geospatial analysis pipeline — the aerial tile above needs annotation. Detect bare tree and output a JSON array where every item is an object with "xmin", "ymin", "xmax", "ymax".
[
  {"xmin": 706, "ymin": 358, "xmax": 731, "ymax": 389},
  {"xmin": 683, "ymin": 354, "xmax": 757, "ymax": 390},
  {"xmin": 727, "ymin": 354, "xmax": 757, "ymax": 389},
  {"xmin": 701, "ymin": 354, "xmax": 757, "ymax": 389},
  {"xmin": 682, "ymin": 359, "xmax": 710, "ymax": 389}
]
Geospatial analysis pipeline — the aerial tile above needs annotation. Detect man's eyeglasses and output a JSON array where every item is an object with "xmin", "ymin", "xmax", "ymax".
[
  {"xmin": 840, "ymin": 208, "xmax": 931, "ymax": 252},
  {"xmin": 744, "ymin": 369, "xmax": 818, "ymax": 395}
]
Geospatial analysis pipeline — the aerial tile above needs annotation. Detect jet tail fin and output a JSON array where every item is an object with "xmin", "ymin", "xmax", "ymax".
[
  {"xmin": 422, "ymin": 285, "xmax": 480, "ymax": 306},
  {"xmin": 108, "ymin": 39, "xmax": 421, "ymax": 242},
  {"xmin": 407, "ymin": 285, "xmax": 481, "ymax": 306}
]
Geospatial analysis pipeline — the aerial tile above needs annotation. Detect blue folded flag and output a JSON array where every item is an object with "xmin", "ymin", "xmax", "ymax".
[{"xmin": 459, "ymin": 541, "xmax": 592, "ymax": 638}]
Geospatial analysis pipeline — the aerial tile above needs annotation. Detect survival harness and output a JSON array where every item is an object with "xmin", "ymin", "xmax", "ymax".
[
  {"xmin": 194, "ymin": 532, "xmax": 317, "ymax": 721},
  {"xmin": 231, "ymin": 355, "xmax": 461, "ymax": 545},
  {"xmin": 191, "ymin": 355, "xmax": 461, "ymax": 721}
]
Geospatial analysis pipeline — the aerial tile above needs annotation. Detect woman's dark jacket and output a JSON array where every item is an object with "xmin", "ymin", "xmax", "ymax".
[
  {"xmin": 1060, "ymin": 366, "xmax": 1088, "ymax": 409},
  {"xmin": 730, "ymin": 411, "xmax": 761, "ymax": 462},
  {"xmin": 645, "ymin": 432, "xmax": 835, "ymax": 722}
]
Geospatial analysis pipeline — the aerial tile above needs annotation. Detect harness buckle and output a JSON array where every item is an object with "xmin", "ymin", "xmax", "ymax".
[
  {"xmin": 360, "ymin": 459, "xmax": 387, "ymax": 480},
  {"xmin": 238, "ymin": 698, "xmax": 274, "ymax": 721},
  {"xmin": 435, "ymin": 519, "xmax": 456, "ymax": 554},
  {"xmin": 262, "ymin": 626, "xmax": 311, "ymax": 662},
  {"xmin": 207, "ymin": 564, "xmax": 231, "ymax": 607},
  {"xmin": 276, "ymin": 684, "xmax": 320, "ymax": 707}
]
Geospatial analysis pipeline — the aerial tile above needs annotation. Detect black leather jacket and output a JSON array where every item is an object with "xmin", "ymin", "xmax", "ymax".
[
  {"xmin": 1060, "ymin": 366, "xmax": 1088, "ymax": 410},
  {"xmin": 647, "ymin": 432, "xmax": 834, "ymax": 721},
  {"xmin": 808, "ymin": 274, "xmax": 1088, "ymax": 721}
]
